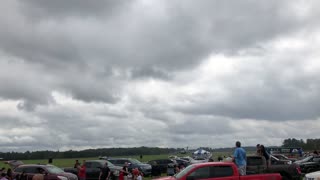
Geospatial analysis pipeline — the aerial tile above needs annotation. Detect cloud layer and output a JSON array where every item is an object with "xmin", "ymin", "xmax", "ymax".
[{"xmin": 0, "ymin": 0, "xmax": 320, "ymax": 152}]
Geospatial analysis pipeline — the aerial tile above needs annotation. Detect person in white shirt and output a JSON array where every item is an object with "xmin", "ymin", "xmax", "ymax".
[{"xmin": 136, "ymin": 173, "xmax": 142, "ymax": 180}]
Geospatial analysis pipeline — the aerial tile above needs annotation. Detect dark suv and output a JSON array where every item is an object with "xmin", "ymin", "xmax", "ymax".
[
  {"xmin": 13, "ymin": 164, "xmax": 78, "ymax": 180},
  {"xmin": 107, "ymin": 158, "xmax": 152, "ymax": 176},
  {"xmin": 147, "ymin": 159, "xmax": 175, "ymax": 173}
]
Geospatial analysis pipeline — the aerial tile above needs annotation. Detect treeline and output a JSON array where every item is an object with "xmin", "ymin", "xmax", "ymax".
[
  {"xmin": 282, "ymin": 138, "xmax": 320, "ymax": 150},
  {"xmin": 0, "ymin": 147, "xmax": 179, "ymax": 160},
  {"xmin": 1, "ymin": 138, "xmax": 319, "ymax": 160}
]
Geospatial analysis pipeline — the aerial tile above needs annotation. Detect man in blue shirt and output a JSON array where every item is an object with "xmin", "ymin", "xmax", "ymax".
[{"xmin": 233, "ymin": 141, "xmax": 246, "ymax": 175}]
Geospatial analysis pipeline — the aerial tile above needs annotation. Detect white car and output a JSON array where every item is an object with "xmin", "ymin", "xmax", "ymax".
[{"xmin": 304, "ymin": 170, "xmax": 320, "ymax": 180}]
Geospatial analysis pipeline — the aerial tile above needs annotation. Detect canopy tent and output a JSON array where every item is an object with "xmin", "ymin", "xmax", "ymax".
[
  {"xmin": 192, "ymin": 149, "xmax": 212, "ymax": 160},
  {"xmin": 193, "ymin": 149, "xmax": 210, "ymax": 155}
]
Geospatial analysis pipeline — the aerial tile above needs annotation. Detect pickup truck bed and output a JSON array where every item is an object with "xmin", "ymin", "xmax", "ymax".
[{"xmin": 247, "ymin": 155, "xmax": 302, "ymax": 180}]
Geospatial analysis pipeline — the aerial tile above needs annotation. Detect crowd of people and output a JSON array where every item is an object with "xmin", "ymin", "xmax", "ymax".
[
  {"xmin": 73, "ymin": 160, "xmax": 143, "ymax": 180},
  {"xmin": 0, "ymin": 167, "xmax": 12, "ymax": 180},
  {"xmin": 117, "ymin": 162, "xmax": 143, "ymax": 180}
]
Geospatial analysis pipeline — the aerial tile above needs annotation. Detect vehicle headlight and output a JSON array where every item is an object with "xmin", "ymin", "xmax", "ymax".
[{"xmin": 57, "ymin": 176, "xmax": 68, "ymax": 180}]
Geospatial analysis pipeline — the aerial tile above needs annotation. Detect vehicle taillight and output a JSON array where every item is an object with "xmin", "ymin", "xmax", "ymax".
[{"xmin": 296, "ymin": 166, "xmax": 302, "ymax": 174}]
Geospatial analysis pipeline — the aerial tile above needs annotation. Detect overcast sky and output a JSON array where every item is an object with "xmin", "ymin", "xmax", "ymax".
[{"xmin": 1, "ymin": 0, "xmax": 320, "ymax": 153}]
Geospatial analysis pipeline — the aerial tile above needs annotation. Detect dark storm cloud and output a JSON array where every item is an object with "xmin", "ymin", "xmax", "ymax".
[
  {"xmin": 18, "ymin": 0, "xmax": 130, "ymax": 19},
  {"xmin": 1, "ymin": 0, "xmax": 307, "ymax": 75}
]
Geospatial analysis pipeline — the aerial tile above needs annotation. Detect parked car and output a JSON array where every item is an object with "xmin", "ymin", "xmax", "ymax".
[
  {"xmin": 304, "ymin": 170, "xmax": 320, "ymax": 180},
  {"xmin": 63, "ymin": 160, "xmax": 121, "ymax": 180},
  {"xmin": 154, "ymin": 162, "xmax": 282, "ymax": 180},
  {"xmin": 147, "ymin": 159, "xmax": 175, "ymax": 173},
  {"xmin": 13, "ymin": 164, "xmax": 78, "ymax": 180},
  {"xmin": 294, "ymin": 155, "xmax": 320, "ymax": 173},
  {"xmin": 107, "ymin": 158, "xmax": 152, "ymax": 176}
]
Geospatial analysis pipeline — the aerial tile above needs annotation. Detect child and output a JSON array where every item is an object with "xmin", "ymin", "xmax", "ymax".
[{"xmin": 136, "ymin": 172, "xmax": 142, "ymax": 180}]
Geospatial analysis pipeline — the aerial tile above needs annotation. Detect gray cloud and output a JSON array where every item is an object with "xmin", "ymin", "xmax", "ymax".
[{"xmin": 0, "ymin": 0, "xmax": 320, "ymax": 151}]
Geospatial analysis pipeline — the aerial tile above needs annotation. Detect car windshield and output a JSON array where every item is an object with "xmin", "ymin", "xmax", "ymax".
[
  {"xmin": 129, "ymin": 159, "xmax": 142, "ymax": 164},
  {"xmin": 106, "ymin": 161, "xmax": 116, "ymax": 167},
  {"xmin": 275, "ymin": 155, "xmax": 287, "ymax": 160},
  {"xmin": 46, "ymin": 166, "xmax": 64, "ymax": 174},
  {"xmin": 174, "ymin": 165, "xmax": 194, "ymax": 179},
  {"xmin": 298, "ymin": 156, "xmax": 313, "ymax": 163}
]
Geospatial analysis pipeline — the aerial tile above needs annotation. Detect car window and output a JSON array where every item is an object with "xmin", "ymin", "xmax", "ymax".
[
  {"xmin": 129, "ymin": 159, "xmax": 141, "ymax": 164},
  {"xmin": 14, "ymin": 167, "xmax": 25, "ymax": 173},
  {"xmin": 108, "ymin": 160, "xmax": 116, "ymax": 164},
  {"xmin": 24, "ymin": 167, "xmax": 39, "ymax": 173},
  {"xmin": 211, "ymin": 166, "xmax": 233, "ymax": 178},
  {"xmin": 116, "ymin": 160, "xmax": 126, "ymax": 165},
  {"xmin": 155, "ymin": 160, "xmax": 162, "ymax": 164},
  {"xmin": 188, "ymin": 166, "xmax": 210, "ymax": 179},
  {"xmin": 86, "ymin": 162, "xmax": 92, "ymax": 168},
  {"xmin": 247, "ymin": 157, "xmax": 263, "ymax": 166},
  {"xmin": 175, "ymin": 165, "xmax": 194, "ymax": 179},
  {"xmin": 91, "ymin": 162, "xmax": 102, "ymax": 168},
  {"xmin": 46, "ymin": 166, "xmax": 64, "ymax": 174}
]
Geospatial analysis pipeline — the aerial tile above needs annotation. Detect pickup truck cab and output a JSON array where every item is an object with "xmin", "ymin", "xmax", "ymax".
[{"xmin": 154, "ymin": 162, "xmax": 281, "ymax": 180}]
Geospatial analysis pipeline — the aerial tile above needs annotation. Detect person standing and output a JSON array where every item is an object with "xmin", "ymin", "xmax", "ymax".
[
  {"xmin": 121, "ymin": 162, "xmax": 129, "ymax": 180},
  {"xmin": 74, "ymin": 160, "xmax": 80, "ymax": 168},
  {"xmin": 136, "ymin": 172, "xmax": 142, "ymax": 180},
  {"xmin": 260, "ymin": 145, "xmax": 270, "ymax": 167},
  {"xmin": 6, "ymin": 168, "xmax": 12, "ymax": 180},
  {"xmin": 77, "ymin": 160, "xmax": 86, "ymax": 180},
  {"xmin": 99, "ymin": 162, "xmax": 111, "ymax": 180},
  {"xmin": 256, "ymin": 144, "xmax": 262, "ymax": 156},
  {"xmin": 233, "ymin": 141, "xmax": 247, "ymax": 176}
]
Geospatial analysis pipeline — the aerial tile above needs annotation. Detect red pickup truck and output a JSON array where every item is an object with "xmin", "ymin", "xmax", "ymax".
[{"xmin": 154, "ymin": 162, "xmax": 282, "ymax": 180}]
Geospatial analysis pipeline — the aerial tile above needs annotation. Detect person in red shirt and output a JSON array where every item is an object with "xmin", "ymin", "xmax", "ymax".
[
  {"xmin": 77, "ymin": 160, "xmax": 86, "ymax": 180},
  {"xmin": 132, "ymin": 168, "xmax": 140, "ymax": 180}
]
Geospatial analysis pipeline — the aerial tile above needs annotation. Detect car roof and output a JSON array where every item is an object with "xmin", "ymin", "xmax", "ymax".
[
  {"xmin": 108, "ymin": 158, "xmax": 134, "ymax": 160},
  {"xmin": 192, "ymin": 162, "xmax": 234, "ymax": 167},
  {"xmin": 87, "ymin": 160, "xmax": 108, "ymax": 162},
  {"xmin": 17, "ymin": 164, "xmax": 55, "ymax": 168}
]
